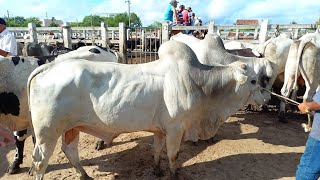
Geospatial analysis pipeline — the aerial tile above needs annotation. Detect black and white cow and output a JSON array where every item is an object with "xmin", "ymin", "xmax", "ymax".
[{"xmin": 2, "ymin": 46, "xmax": 119, "ymax": 174}]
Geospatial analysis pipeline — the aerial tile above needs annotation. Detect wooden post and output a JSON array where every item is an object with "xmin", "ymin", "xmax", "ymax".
[
  {"xmin": 62, "ymin": 22, "xmax": 72, "ymax": 49},
  {"xmin": 208, "ymin": 21, "xmax": 215, "ymax": 34},
  {"xmin": 111, "ymin": 30, "xmax": 115, "ymax": 40},
  {"xmin": 162, "ymin": 21, "xmax": 170, "ymax": 44},
  {"xmin": 141, "ymin": 29, "xmax": 145, "ymax": 51},
  {"xmin": 119, "ymin": 22, "xmax": 127, "ymax": 64},
  {"xmin": 254, "ymin": 28, "xmax": 259, "ymax": 39},
  {"xmin": 100, "ymin": 22, "xmax": 109, "ymax": 48},
  {"xmin": 28, "ymin": 23, "xmax": 38, "ymax": 43},
  {"xmin": 294, "ymin": 28, "xmax": 299, "ymax": 39},
  {"xmin": 259, "ymin": 19, "xmax": 269, "ymax": 44},
  {"xmin": 216, "ymin": 29, "xmax": 221, "ymax": 36},
  {"xmin": 235, "ymin": 29, "xmax": 239, "ymax": 40},
  {"xmin": 127, "ymin": 28, "xmax": 131, "ymax": 41}
]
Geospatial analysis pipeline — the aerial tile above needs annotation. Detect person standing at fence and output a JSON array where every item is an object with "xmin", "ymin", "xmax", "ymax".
[
  {"xmin": 176, "ymin": 5, "xmax": 185, "ymax": 25},
  {"xmin": 296, "ymin": 90, "xmax": 320, "ymax": 180},
  {"xmin": 163, "ymin": 0, "xmax": 180, "ymax": 26},
  {"xmin": 182, "ymin": 6, "xmax": 190, "ymax": 25},
  {"xmin": 0, "ymin": 18, "xmax": 17, "ymax": 57}
]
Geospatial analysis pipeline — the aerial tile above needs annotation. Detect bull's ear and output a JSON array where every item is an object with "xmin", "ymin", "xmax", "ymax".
[{"xmin": 236, "ymin": 74, "xmax": 248, "ymax": 85}]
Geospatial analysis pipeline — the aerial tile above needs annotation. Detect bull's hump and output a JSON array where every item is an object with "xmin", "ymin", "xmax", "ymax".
[{"xmin": 0, "ymin": 92, "xmax": 20, "ymax": 116}]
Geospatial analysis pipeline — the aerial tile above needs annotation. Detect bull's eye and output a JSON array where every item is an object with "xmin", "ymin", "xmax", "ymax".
[
  {"xmin": 251, "ymin": 80, "xmax": 257, "ymax": 85},
  {"xmin": 265, "ymin": 77, "xmax": 270, "ymax": 82}
]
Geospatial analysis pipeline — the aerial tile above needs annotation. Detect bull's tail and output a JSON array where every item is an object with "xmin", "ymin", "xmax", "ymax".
[
  {"xmin": 292, "ymin": 38, "xmax": 314, "ymax": 91},
  {"xmin": 27, "ymin": 62, "xmax": 56, "ymax": 110}
]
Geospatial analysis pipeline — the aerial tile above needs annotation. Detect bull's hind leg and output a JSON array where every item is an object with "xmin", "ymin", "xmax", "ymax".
[
  {"xmin": 32, "ymin": 136, "xmax": 59, "ymax": 180},
  {"xmin": 62, "ymin": 128, "xmax": 92, "ymax": 180},
  {"xmin": 165, "ymin": 126, "xmax": 183, "ymax": 178},
  {"xmin": 153, "ymin": 132, "xmax": 166, "ymax": 177},
  {"xmin": 7, "ymin": 129, "xmax": 28, "ymax": 174}
]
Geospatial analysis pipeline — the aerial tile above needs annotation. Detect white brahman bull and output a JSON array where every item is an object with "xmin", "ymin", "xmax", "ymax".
[
  {"xmin": 0, "ymin": 46, "xmax": 118, "ymax": 174},
  {"xmin": 170, "ymin": 33, "xmax": 277, "ymax": 104},
  {"xmin": 27, "ymin": 40, "xmax": 265, "ymax": 179},
  {"xmin": 280, "ymin": 29, "xmax": 320, "ymax": 130}
]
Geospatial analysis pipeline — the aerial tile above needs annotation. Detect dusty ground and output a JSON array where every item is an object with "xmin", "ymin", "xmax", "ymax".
[{"xmin": 0, "ymin": 110, "xmax": 309, "ymax": 180}]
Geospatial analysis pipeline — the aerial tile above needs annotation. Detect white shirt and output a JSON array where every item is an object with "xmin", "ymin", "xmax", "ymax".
[{"xmin": 0, "ymin": 29, "xmax": 17, "ymax": 56}]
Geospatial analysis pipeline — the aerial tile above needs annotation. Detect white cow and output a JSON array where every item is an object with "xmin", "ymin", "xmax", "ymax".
[
  {"xmin": 27, "ymin": 40, "xmax": 265, "ymax": 179},
  {"xmin": 0, "ymin": 46, "xmax": 118, "ymax": 174},
  {"xmin": 280, "ymin": 30, "xmax": 320, "ymax": 129},
  {"xmin": 170, "ymin": 33, "xmax": 277, "ymax": 104},
  {"xmin": 257, "ymin": 34, "xmax": 294, "ymax": 75}
]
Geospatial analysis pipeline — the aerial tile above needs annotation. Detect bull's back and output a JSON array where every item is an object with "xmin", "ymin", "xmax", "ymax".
[{"xmin": 29, "ymin": 59, "xmax": 166, "ymax": 132}]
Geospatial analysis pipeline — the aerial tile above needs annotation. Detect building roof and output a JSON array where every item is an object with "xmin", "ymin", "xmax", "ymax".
[{"xmin": 236, "ymin": 19, "xmax": 259, "ymax": 25}]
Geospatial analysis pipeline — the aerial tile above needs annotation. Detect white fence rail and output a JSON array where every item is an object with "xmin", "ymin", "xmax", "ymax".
[{"xmin": 8, "ymin": 21, "xmax": 319, "ymax": 63}]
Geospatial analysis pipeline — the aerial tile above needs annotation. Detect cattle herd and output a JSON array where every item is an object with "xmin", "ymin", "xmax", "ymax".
[{"xmin": 0, "ymin": 27, "xmax": 319, "ymax": 180}]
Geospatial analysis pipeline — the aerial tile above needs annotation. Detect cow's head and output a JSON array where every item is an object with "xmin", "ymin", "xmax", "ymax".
[{"xmin": 231, "ymin": 62, "xmax": 266, "ymax": 106}]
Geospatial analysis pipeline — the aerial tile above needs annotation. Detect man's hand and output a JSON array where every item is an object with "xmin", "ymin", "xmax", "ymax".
[
  {"xmin": 298, "ymin": 102, "xmax": 310, "ymax": 114},
  {"xmin": 0, "ymin": 126, "xmax": 15, "ymax": 147}
]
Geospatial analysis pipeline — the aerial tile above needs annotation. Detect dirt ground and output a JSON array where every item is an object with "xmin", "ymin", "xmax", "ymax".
[{"xmin": 0, "ymin": 109, "xmax": 309, "ymax": 180}]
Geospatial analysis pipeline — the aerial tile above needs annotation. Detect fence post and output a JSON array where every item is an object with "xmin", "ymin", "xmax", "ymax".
[
  {"xmin": 141, "ymin": 29, "xmax": 145, "ymax": 51},
  {"xmin": 100, "ymin": 22, "xmax": 109, "ymax": 48},
  {"xmin": 293, "ymin": 28, "xmax": 299, "ymax": 39},
  {"xmin": 235, "ymin": 29, "xmax": 239, "ymax": 40},
  {"xmin": 62, "ymin": 22, "xmax": 72, "ymax": 49},
  {"xmin": 28, "ymin": 23, "xmax": 38, "ymax": 43},
  {"xmin": 119, "ymin": 22, "xmax": 127, "ymax": 64},
  {"xmin": 208, "ymin": 21, "xmax": 215, "ymax": 34},
  {"xmin": 111, "ymin": 30, "xmax": 115, "ymax": 40},
  {"xmin": 259, "ymin": 19, "xmax": 269, "ymax": 44},
  {"xmin": 127, "ymin": 28, "xmax": 131, "ymax": 41},
  {"xmin": 162, "ymin": 21, "xmax": 170, "ymax": 44},
  {"xmin": 254, "ymin": 28, "xmax": 259, "ymax": 39}
]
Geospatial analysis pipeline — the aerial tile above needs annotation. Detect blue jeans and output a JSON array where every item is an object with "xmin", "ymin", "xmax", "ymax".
[{"xmin": 296, "ymin": 136, "xmax": 320, "ymax": 180}]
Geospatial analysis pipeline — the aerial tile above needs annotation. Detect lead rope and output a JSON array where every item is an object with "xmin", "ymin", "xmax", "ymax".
[{"xmin": 260, "ymin": 86, "xmax": 311, "ymax": 132}]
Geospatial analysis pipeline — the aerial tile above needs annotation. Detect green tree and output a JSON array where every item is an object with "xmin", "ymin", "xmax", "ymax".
[
  {"xmin": 82, "ymin": 15, "xmax": 104, "ymax": 26},
  {"xmin": 148, "ymin": 21, "xmax": 162, "ymax": 28},
  {"xmin": 25, "ymin": 17, "xmax": 42, "ymax": 27},
  {"xmin": 49, "ymin": 17, "xmax": 58, "ymax": 27},
  {"xmin": 316, "ymin": 18, "xmax": 320, "ymax": 25}
]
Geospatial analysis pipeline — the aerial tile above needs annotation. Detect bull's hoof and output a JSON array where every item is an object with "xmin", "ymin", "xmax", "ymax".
[
  {"xmin": 154, "ymin": 167, "xmax": 165, "ymax": 177},
  {"xmin": 28, "ymin": 166, "xmax": 34, "ymax": 176},
  {"xmin": 205, "ymin": 137, "xmax": 215, "ymax": 144},
  {"xmin": 80, "ymin": 173, "xmax": 93, "ymax": 180},
  {"xmin": 7, "ymin": 161, "xmax": 22, "ymax": 174},
  {"xmin": 278, "ymin": 112, "xmax": 288, "ymax": 123},
  {"xmin": 95, "ymin": 140, "xmax": 105, "ymax": 150},
  {"xmin": 261, "ymin": 105, "xmax": 269, "ymax": 112}
]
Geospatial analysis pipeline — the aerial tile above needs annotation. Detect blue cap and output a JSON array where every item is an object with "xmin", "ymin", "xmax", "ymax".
[{"xmin": 0, "ymin": 18, "xmax": 6, "ymax": 25}]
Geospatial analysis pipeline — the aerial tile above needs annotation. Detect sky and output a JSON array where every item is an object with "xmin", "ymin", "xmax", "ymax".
[{"xmin": 0, "ymin": 0, "xmax": 319, "ymax": 26}]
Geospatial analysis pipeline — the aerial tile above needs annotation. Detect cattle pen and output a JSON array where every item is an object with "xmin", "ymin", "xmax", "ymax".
[
  {"xmin": 2, "ymin": 21, "xmax": 320, "ymax": 180},
  {"xmin": 8, "ymin": 22, "xmax": 318, "ymax": 64}
]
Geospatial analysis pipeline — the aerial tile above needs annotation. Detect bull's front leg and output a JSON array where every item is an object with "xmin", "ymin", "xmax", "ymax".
[
  {"xmin": 153, "ymin": 132, "xmax": 166, "ymax": 177},
  {"xmin": 165, "ymin": 126, "xmax": 184, "ymax": 179}
]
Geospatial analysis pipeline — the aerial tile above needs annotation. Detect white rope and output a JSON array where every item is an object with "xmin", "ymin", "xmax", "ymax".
[{"xmin": 260, "ymin": 87, "xmax": 300, "ymax": 105}]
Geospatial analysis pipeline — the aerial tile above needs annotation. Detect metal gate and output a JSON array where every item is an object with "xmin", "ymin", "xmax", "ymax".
[{"xmin": 126, "ymin": 27, "xmax": 162, "ymax": 64}]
